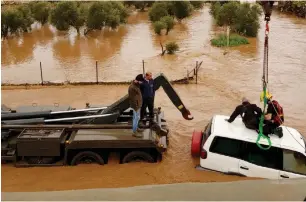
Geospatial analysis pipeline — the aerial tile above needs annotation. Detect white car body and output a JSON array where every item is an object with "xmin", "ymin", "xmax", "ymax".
[{"xmin": 199, "ymin": 115, "xmax": 306, "ymax": 179}]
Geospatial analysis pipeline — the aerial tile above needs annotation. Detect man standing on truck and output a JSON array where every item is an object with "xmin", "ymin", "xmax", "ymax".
[
  {"xmin": 226, "ymin": 97, "xmax": 263, "ymax": 130},
  {"xmin": 128, "ymin": 74, "xmax": 145, "ymax": 138},
  {"xmin": 140, "ymin": 72, "xmax": 155, "ymax": 124}
]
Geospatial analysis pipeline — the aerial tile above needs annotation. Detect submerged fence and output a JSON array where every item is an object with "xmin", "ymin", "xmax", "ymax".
[{"xmin": 2, "ymin": 60, "xmax": 203, "ymax": 87}]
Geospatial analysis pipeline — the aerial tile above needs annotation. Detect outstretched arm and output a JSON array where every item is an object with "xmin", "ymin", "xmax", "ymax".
[{"xmin": 227, "ymin": 106, "xmax": 242, "ymax": 123}]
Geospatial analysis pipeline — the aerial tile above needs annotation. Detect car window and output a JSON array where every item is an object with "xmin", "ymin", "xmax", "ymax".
[
  {"xmin": 203, "ymin": 119, "xmax": 212, "ymax": 140},
  {"xmin": 282, "ymin": 149, "xmax": 306, "ymax": 176},
  {"xmin": 242, "ymin": 142, "xmax": 283, "ymax": 170},
  {"xmin": 209, "ymin": 136, "xmax": 244, "ymax": 159}
]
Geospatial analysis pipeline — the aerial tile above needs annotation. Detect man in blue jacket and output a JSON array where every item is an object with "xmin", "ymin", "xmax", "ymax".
[{"xmin": 140, "ymin": 72, "xmax": 155, "ymax": 124}]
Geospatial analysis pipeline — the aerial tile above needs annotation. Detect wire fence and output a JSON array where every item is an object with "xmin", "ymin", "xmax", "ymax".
[{"xmin": 2, "ymin": 60, "xmax": 203, "ymax": 87}]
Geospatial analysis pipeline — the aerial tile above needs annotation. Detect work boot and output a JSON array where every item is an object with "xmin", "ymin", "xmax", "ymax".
[
  {"xmin": 137, "ymin": 127, "xmax": 144, "ymax": 132},
  {"xmin": 139, "ymin": 122, "xmax": 145, "ymax": 128},
  {"xmin": 132, "ymin": 131, "xmax": 143, "ymax": 138},
  {"xmin": 274, "ymin": 127, "xmax": 283, "ymax": 138}
]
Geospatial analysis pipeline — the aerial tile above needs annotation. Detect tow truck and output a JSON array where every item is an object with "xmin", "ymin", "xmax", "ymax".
[{"xmin": 1, "ymin": 73, "xmax": 193, "ymax": 167}]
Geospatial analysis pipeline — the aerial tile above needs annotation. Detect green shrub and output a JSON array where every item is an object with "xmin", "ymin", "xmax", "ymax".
[
  {"xmin": 165, "ymin": 41, "xmax": 179, "ymax": 54},
  {"xmin": 211, "ymin": 34, "xmax": 249, "ymax": 47}
]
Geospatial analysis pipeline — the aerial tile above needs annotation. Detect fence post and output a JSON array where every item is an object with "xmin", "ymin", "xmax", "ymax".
[
  {"xmin": 96, "ymin": 61, "xmax": 98, "ymax": 84},
  {"xmin": 196, "ymin": 61, "xmax": 198, "ymax": 84},
  {"xmin": 186, "ymin": 70, "xmax": 188, "ymax": 80},
  {"xmin": 40, "ymin": 61, "xmax": 44, "ymax": 85},
  {"xmin": 142, "ymin": 60, "xmax": 145, "ymax": 76}
]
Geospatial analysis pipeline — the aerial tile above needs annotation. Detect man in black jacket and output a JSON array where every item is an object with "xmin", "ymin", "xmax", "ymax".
[
  {"xmin": 226, "ymin": 97, "xmax": 263, "ymax": 130},
  {"xmin": 140, "ymin": 72, "xmax": 155, "ymax": 124}
]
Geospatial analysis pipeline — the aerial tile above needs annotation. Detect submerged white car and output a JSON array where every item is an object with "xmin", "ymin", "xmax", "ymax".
[{"xmin": 191, "ymin": 115, "xmax": 306, "ymax": 179}]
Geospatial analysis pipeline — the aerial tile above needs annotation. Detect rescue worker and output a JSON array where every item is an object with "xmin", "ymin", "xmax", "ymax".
[
  {"xmin": 260, "ymin": 91, "xmax": 284, "ymax": 137},
  {"xmin": 140, "ymin": 72, "xmax": 155, "ymax": 124},
  {"xmin": 226, "ymin": 97, "xmax": 262, "ymax": 130},
  {"xmin": 128, "ymin": 74, "xmax": 145, "ymax": 138}
]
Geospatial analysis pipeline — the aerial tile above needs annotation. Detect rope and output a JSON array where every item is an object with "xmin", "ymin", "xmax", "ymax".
[
  {"xmin": 270, "ymin": 101, "xmax": 306, "ymax": 150},
  {"xmin": 256, "ymin": 21, "xmax": 272, "ymax": 150}
]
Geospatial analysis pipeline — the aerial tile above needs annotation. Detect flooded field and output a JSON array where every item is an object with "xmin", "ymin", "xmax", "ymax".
[{"xmin": 1, "ymin": 6, "xmax": 306, "ymax": 192}]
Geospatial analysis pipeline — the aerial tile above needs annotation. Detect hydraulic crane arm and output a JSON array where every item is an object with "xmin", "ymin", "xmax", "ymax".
[
  {"xmin": 102, "ymin": 73, "xmax": 193, "ymax": 120},
  {"xmin": 153, "ymin": 73, "xmax": 193, "ymax": 120}
]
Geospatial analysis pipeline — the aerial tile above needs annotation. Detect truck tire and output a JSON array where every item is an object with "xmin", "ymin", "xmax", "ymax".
[
  {"xmin": 191, "ymin": 130, "xmax": 203, "ymax": 157},
  {"xmin": 71, "ymin": 151, "xmax": 104, "ymax": 166},
  {"xmin": 122, "ymin": 151, "xmax": 155, "ymax": 164}
]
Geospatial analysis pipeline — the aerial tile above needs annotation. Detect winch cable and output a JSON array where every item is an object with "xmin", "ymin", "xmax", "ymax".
[
  {"xmin": 257, "ymin": 19, "xmax": 272, "ymax": 150},
  {"xmin": 256, "ymin": 2, "xmax": 273, "ymax": 150}
]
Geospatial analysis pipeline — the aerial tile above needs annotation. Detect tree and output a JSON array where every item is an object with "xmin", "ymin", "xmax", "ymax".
[
  {"xmin": 148, "ymin": 2, "xmax": 169, "ymax": 22},
  {"xmin": 216, "ymin": 1, "xmax": 239, "ymax": 27},
  {"xmin": 170, "ymin": 1, "xmax": 193, "ymax": 22},
  {"xmin": 209, "ymin": 2, "xmax": 221, "ymax": 19},
  {"xmin": 29, "ymin": 1, "xmax": 50, "ymax": 25},
  {"xmin": 16, "ymin": 5, "xmax": 34, "ymax": 32},
  {"xmin": 160, "ymin": 16, "xmax": 175, "ymax": 35},
  {"xmin": 1, "ymin": 5, "xmax": 34, "ymax": 38},
  {"xmin": 133, "ymin": 1, "xmax": 155, "ymax": 11},
  {"xmin": 50, "ymin": 1, "xmax": 87, "ymax": 34},
  {"xmin": 153, "ymin": 21, "xmax": 166, "ymax": 35},
  {"xmin": 233, "ymin": 3, "xmax": 262, "ymax": 37},
  {"xmin": 86, "ymin": 2, "xmax": 128, "ymax": 34},
  {"xmin": 211, "ymin": 1, "xmax": 262, "ymax": 37},
  {"xmin": 190, "ymin": 1, "xmax": 205, "ymax": 9}
]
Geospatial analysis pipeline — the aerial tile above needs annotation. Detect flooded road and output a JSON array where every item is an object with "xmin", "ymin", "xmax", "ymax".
[{"xmin": 1, "ymin": 6, "xmax": 306, "ymax": 192}]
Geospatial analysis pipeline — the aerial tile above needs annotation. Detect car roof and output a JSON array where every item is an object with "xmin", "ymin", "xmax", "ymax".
[{"xmin": 211, "ymin": 115, "xmax": 306, "ymax": 154}]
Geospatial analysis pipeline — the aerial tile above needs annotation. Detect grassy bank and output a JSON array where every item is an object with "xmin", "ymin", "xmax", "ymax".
[{"xmin": 211, "ymin": 34, "xmax": 249, "ymax": 47}]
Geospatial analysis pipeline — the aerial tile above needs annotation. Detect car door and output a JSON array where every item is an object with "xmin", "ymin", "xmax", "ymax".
[
  {"xmin": 238, "ymin": 160, "xmax": 279, "ymax": 179},
  {"xmin": 238, "ymin": 141, "xmax": 282, "ymax": 179},
  {"xmin": 279, "ymin": 149, "xmax": 306, "ymax": 179},
  {"xmin": 203, "ymin": 136, "xmax": 242, "ymax": 175}
]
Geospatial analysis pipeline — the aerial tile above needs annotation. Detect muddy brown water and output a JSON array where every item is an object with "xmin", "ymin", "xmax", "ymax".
[{"xmin": 1, "ymin": 7, "xmax": 306, "ymax": 192}]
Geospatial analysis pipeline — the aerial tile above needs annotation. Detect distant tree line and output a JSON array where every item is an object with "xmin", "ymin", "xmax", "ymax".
[
  {"xmin": 1, "ymin": 1, "xmax": 132, "ymax": 38},
  {"xmin": 277, "ymin": 1, "xmax": 306, "ymax": 18},
  {"xmin": 1, "ymin": 1, "xmax": 208, "ymax": 39}
]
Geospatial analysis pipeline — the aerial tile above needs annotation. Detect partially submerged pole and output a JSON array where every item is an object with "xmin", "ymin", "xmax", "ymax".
[
  {"xmin": 96, "ymin": 61, "xmax": 98, "ymax": 84},
  {"xmin": 40, "ymin": 61, "xmax": 44, "ymax": 85},
  {"xmin": 142, "ymin": 60, "xmax": 145, "ymax": 76}
]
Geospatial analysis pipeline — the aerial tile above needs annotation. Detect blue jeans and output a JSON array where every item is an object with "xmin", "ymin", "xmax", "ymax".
[{"xmin": 132, "ymin": 109, "xmax": 140, "ymax": 132}]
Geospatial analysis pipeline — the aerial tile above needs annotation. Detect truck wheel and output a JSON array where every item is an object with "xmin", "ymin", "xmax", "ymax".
[
  {"xmin": 71, "ymin": 151, "xmax": 104, "ymax": 166},
  {"xmin": 191, "ymin": 130, "xmax": 203, "ymax": 157},
  {"xmin": 122, "ymin": 151, "xmax": 155, "ymax": 164}
]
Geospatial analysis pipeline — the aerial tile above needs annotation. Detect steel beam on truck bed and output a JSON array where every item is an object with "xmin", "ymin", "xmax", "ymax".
[{"xmin": 1, "ymin": 124, "xmax": 150, "ymax": 130}]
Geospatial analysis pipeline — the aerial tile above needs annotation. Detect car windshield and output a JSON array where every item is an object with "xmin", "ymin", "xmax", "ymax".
[{"xmin": 283, "ymin": 149, "xmax": 306, "ymax": 176}]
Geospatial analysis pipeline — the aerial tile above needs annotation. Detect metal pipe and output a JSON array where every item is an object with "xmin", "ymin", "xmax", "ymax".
[
  {"xmin": 1, "ymin": 124, "xmax": 150, "ymax": 130},
  {"xmin": 50, "ymin": 107, "xmax": 107, "ymax": 114},
  {"xmin": 44, "ymin": 113, "xmax": 115, "ymax": 123}
]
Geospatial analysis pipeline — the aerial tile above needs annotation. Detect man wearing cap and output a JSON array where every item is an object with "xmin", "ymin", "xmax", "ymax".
[
  {"xmin": 226, "ymin": 97, "xmax": 263, "ymax": 130},
  {"xmin": 128, "ymin": 74, "xmax": 145, "ymax": 137}
]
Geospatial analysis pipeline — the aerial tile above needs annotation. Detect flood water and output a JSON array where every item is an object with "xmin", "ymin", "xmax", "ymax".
[{"xmin": 1, "ymin": 6, "xmax": 306, "ymax": 192}]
